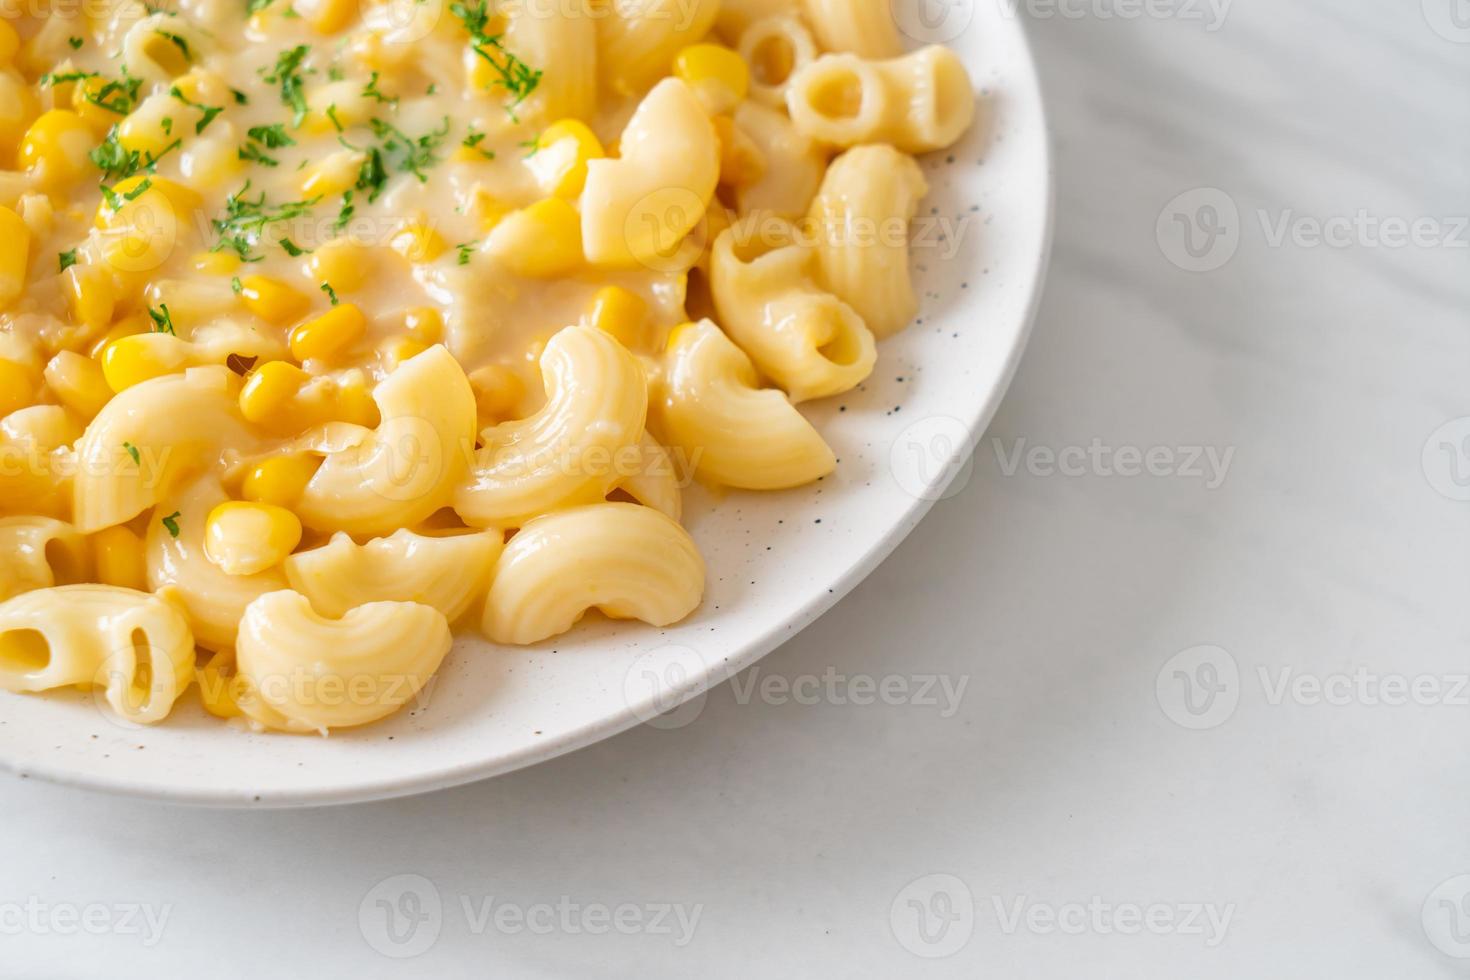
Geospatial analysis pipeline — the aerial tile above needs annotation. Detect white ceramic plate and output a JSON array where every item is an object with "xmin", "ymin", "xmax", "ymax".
[{"xmin": 0, "ymin": 9, "xmax": 1052, "ymax": 806}]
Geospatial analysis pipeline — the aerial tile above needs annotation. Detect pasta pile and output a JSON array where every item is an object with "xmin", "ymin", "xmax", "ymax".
[{"xmin": 0, "ymin": 0, "xmax": 976, "ymax": 732}]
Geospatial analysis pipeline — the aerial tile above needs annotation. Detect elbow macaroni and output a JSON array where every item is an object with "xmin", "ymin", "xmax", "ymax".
[{"xmin": 0, "ymin": 0, "xmax": 978, "ymax": 730}]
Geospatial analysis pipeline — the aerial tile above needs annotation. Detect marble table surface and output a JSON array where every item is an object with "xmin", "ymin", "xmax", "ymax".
[{"xmin": 3, "ymin": 2, "xmax": 1468, "ymax": 976}]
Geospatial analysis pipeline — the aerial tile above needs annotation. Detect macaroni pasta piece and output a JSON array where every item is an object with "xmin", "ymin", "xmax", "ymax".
[
  {"xmin": 806, "ymin": 144, "xmax": 929, "ymax": 339},
  {"xmin": 0, "ymin": 584, "xmax": 195, "ymax": 724},
  {"xmin": 654, "ymin": 319, "xmax": 837, "ymax": 489},
  {"xmin": 483, "ymin": 502, "xmax": 705, "ymax": 645},
  {"xmin": 0, "ymin": 0, "xmax": 978, "ymax": 730},
  {"xmin": 709, "ymin": 216, "xmax": 876, "ymax": 402},
  {"xmin": 285, "ymin": 528, "xmax": 503, "ymax": 622},
  {"xmin": 786, "ymin": 45, "xmax": 977, "ymax": 153},
  {"xmin": 234, "ymin": 589, "xmax": 452, "ymax": 733}
]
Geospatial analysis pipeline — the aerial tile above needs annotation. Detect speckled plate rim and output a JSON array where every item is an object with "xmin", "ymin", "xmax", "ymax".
[{"xmin": 2, "ymin": 18, "xmax": 1053, "ymax": 808}]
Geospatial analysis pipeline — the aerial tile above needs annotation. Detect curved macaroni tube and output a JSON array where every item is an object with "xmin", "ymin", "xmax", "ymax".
[
  {"xmin": 499, "ymin": 0, "xmax": 597, "ymax": 122},
  {"xmin": 284, "ymin": 528, "xmax": 503, "ymax": 622},
  {"xmin": 733, "ymin": 101, "xmax": 827, "ymax": 219},
  {"xmin": 0, "ymin": 584, "xmax": 195, "ymax": 725},
  {"xmin": 0, "ymin": 408, "xmax": 76, "ymax": 521},
  {"xmin": 710, "ymin": 216, "xmax": 875, "ymax": 402},
  {"xmin": 295, "ymin": 346, "xmax": 476, "ymax": 537},
  {"xmin": 146, "ymin": 473, "xmax": 287, "ymax": 652},
  {"xmin": 800, "ymin": 0, "xmax": 902, "ymax": 58},
  {"xmin": 654, "ymin": 319, "xmax": 836, "ymax": 489},
  {"xmin": 72, "ymin": 366, "xmax": 257, "ymax": 534},
  {"xmin": 122, "ymin": 12, "xmax": 209, "ymax": 82},
  {"xmin": 482, "ymin": 502, "xmax": 704, "ymax": 644},
  {"xmin": 0, "ymin": 517, "xmax": 89, "ymax": 601},
  {"xmin": 785, "ymin": 46, "xmax": 976, "ymax": 154},
  {"xmin": 806, "ymin": 144, "xmax": 928, "ymax": 339},
  {"xmin": 454, "ymin": 324, "xmax": 647, "ymax": 527},
  {"xmin": 580, "ymin": 78, "xmax": 720, "ymax": 268},
  {"xmin": 739, "ymin": 15, "xmax": 819, "ymax": 109},
  {"xmin": 234, "ymin": 590, "xmax": 452, "ymax": 733},
  {"xmin": 597, "ymin": 0, "xmax": 720, "ymax": 95},
  {"xmin": 613, "ymin": 433, "xmax": 682, "ymax": 521}
]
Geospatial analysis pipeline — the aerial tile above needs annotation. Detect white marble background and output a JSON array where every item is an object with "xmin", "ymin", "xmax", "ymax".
[{"xmin": 3, "ymin": 1, "xmax": 1469, "ymax": 976}]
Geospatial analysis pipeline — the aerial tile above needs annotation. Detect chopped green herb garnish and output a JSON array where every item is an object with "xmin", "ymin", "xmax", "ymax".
[
  {"xmin": 320, "ymin": 281, "xmax": 339, "ymax": 304},
  {"xmin": 170, "ymin": 85, "xmax": 225, "ymax": 134},
  {"xmin": 462, "ymin": 128, "xmax": 495, "ymax": 159},
  {"xmin": 230, "ymin": 275, "xmax": 243, "ymax": 294},
  {"xmin": 68, "ymin": 36, "xmax": 84, "ymax": 49},
  {"xmin": 278, "ymin": 237, "xmax": 310, "ymax": 256},
  {"xmin": 58, "ymin": 249, "xmax": 79, "ymax": 272},
  {"xmin": 247, "ymin": 124, "xmax": 296, "ymax": 148},
  {"xmin": 161, "ymin": 511, "xmax": 182, "ymax": 538},
  {"xmin": 452, "ymin": 0, "xmax": 541, "ymax": 117},
  {"xmin": 332, "ymin": 190, "xmax": 355, "ymax": 232},
  {"xmin": 123, "ymin": 442, "xmax": 141, "ymax": 465},
  {"xmin": 261, "ymin": 44, "xmax": 312, "ymax": 127},
  {"xmin": 237, "ymin": 142, "xmax": 279, "ymax": 167},
  {"xmin": 325, "ymin": 104, "xmax": 343, "ymax": 132},
  {"xmin": 148, "ymin": 303, "xmax": 176, "ymax": 335},
  {"xmin": 456, "ymin": 241, "xmax": 475, "ymax": 265},
  {"xmin": 156, "ymin": 30, "xmax": 192, "ymax": 62},
  {"xmin": 231, "ymin": 87, "xmax": 249, "ymax": 105},
  {"xmin": 161, "ymin": 116, "xmax": 174, "ymax": 135},
  {"xmin": 361, "ymin": 71, "xmax": 396, "ymax": 105},
  {"xmin": 211, "ymin": 182, "xmax": 320, "ymax": 261}
]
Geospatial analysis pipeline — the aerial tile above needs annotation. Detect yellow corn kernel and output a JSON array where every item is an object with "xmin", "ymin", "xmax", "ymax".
[
  {"xmin": 585, "ymin": 285, "xmax": 648, "ymax": 349},
  {"xmin": 484, "ymin": 198, "xmax": 583, "ymax": 278},
  {"xmin": 0, "ymin": 73, "xmax": 37, "ymax": 162},
  {"xmin": 295, "ymin": 0, "xmax": 357, "ymax": 33},
  {"xmin": 0, "ymin": 357, "xmax": 37, "ymax": 418},
  {"xmin": 674, "ymin": 43, "xmax": 749, "ymax": 113},
  {"xmin": 666, "ymin": 320, "xmax": 696, "ymax": 352},
  {"xmin": 403, "ymin": 307, "xmax": 443, "ymax": 345},
  {"xmin": 531, "ymin": 119, "xmax": 605, "ymax": 198},
  {"xmin": 390, "ymin": 222, "xmax": 447, "ymax": 264},
  {"xmin": 203, "ymin": 501, "xmax": 302, "ymax": 576},
  {"xmin": 115, "ymin": 92, "xmax": 178, "ymax": 158},
  {"xmin": 308, "ymin": 239, "xmax": 371, "ymax": 292},
  {"xmin": 100, "ymin": 333, "xmax": 190, "ymax": 392},
  {"xmin": 92, "ymin": 525, "xmax": 146, "ymax": 591},
  {"xmin": 242, "ymin": 453, "xmax": 321, "ymax": 507},
  {"xmin": 239, "ymin": 275, "xmax": 312, "ymax": 325},
  {"xmin": 713, "ymin": 115, "xmax": 765, "ymax": 187},
  {"xmin": 238, "ymin": 360, "xmax": 310, "ymax": 425},
  {"xmin": 87, "ymin": 315, "xmax": 149, "ymax": 359},
  {"xmin": 44, "ymin": 351, "xmax": 111, "ymax": 419},
  {"xmin": 197, "ymin": 651, "xmax": 244, "ymax": 720},
  {"xmin": 331, "ymin": 375, "xmax": 380, "ymax": 428},
  {"xmin": 0, "ymin": 206, "xmax": 30, "ymax": 309},
  {"xmin": 62, "ymin": 263, "xmax": 115, "ymax": 328},
  {"xmin": 304, "ymin": 80, "xmax": 374, "ymax": 133},
  {"xmin": 468, "ymin": 364, "xmax": 523, "ymax": 422},
  {"xmin": 191, "ymin": 250, "xmax": 240, "ymax": 276},
  {"xmin": 300, "ymin": 148, "xmax": 365, "ymax": 198},
  {"xmin": 19, "ymin": 110, "xmax": 93, "ymax": 189},
  {"xmin": 169, "ymin": 69, "xmax": 232, "ymax": 107},
  {"xmin": 379, "ymin": 336, "xmax": 427, "ymax": 372},
  {"xmin": 289, "ymin": 302, "xmax": 366, "ymax": 361},
  {"xmin": 71, "ymin": 75, "xmax": 122, "ymax": 133},
  {"xmin": 0, "ymin": 21, "xmax": 18, "ymax": 65},
  {"xmin": 471, "ymin": 187, "xmax": 510, "ymax": 232},
  {"xmin": 94, "ymin": 177, "xmax": 200, "ymax": 275}
]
